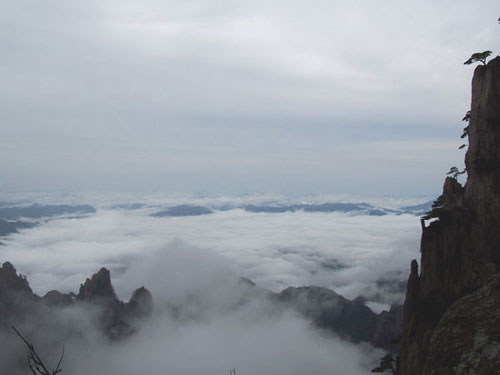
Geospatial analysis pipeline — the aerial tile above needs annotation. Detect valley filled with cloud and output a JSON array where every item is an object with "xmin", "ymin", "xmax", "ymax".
[{"xmin": 0, "ymin": 196, "xmax": 421, "ymax": 374}]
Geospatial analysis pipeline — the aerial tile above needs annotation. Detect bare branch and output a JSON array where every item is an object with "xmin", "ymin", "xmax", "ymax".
[
  {"xmin": 12, "ymin": 326, "xmax": 64, "ymax": 375},
  {"xmin": 54, "ymin": 345, "xmax": 65, "ymax": 374},
  {"xmin": 27, "ymin": 354, "xmax": 37, "ymax": 375}
]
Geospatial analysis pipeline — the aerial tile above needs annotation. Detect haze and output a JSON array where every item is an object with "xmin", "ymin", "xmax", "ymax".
[
  {"xmin": 0, "ymin": 200, "xmax": 420, "ymax": 374},
  {"xmin": 2, "ymin": 0, "xmax": 498, "ymax": 195}
]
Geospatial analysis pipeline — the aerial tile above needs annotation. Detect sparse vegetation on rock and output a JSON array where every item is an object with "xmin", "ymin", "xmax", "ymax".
[
  {"xmin": 464, "ymin": 50, "xmax": 492, "ymax": 66},
  {"xmin": 371, "ymin": 354, "xmax": 396, "ymax": 374},
  {"xmin": 421, "ymin": 195, "xmax": 444, "ymax": 221},
  {"xmin": 399, "ymin": 44, "xmax": 500, "ymax": 375},
  {"xmin": 446, "ymin": 167, "xmax": 466, "ymax": 180}
]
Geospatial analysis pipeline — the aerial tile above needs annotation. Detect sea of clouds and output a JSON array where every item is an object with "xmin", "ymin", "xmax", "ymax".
[{"xmin": 0, "ymin": 194, "xmax": 423, "ymax": 374}]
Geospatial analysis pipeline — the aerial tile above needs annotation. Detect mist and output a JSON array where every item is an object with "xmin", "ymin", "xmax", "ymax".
[
  {"xmin": 2, "ymin": 241, "xmax": 383, "ymax": 375},
  {"xmin": 1, "ymin": 205, "xmax": 420, "ymax": 308},
  {"xmin": 0, "ymin": 199, "xmax": 420, "ymax": 374}
]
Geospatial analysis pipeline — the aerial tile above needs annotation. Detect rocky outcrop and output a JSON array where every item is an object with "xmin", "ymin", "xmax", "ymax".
[
  {"xmin": 0, "ymin": 262, "xmax": 153, "ymax": 340},
  {"xmin": 76, "ymin": 268, "xmax": 153, "ymax": 340},
  {"xmin": 0, "ymin": 260, "xmax": 401, "ymax": 351},
  {"xmin": 77, "ymin": 267, "xmax": 118, "ymax": 302},
  {"xmin": 0, "ymin": 262, "xmax": 34, "ymax": 295},
  {"xmin": 0, "ymin": 262, "xmax": 39, "ymax": 329},
  {"xmin": 371, "ymin": 304, "xmax": 403, "ymax": 353},
  {"xmin": 41, "ymin": 290, "xmax": 74, "ymax": 307},
  {"xmin": 275, "ymin": 286, "xmax": 378, "ymax": 343},
  {"xmin": 126, "ymin": 286, "xmax": 153, "ymax": 318},
  {"xmin": 398, "ymin": 57, "xmax": 500, "ymax": 375},
  {"xmin": 423, "ymin": 274, "xmax": 500, "ymax": 375}
]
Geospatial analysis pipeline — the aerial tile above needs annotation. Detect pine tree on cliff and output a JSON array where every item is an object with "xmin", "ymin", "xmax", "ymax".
[
  {"xmin": 464, "ymin": 50, "xmax": 492, "ymax": 66},
  {"xmin": 371, "ymin": 354, "xmax": 396, "ymax": 374},
  {"xmin": 398, "ymin": 17, "xmax": 500, "ymax": 375}
]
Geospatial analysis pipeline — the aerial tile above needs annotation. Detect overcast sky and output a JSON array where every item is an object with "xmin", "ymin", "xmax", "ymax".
[{"xmin": 1, "ymin": 0, "xmax": 498, "ymax": 196}]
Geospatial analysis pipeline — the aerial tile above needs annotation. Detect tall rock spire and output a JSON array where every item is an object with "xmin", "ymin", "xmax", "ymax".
[{"xmin": 398, "ymin": 56, "xmax": 500, "ymax": 375}]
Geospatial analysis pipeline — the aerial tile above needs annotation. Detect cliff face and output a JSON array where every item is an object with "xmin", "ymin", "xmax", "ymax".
[
  {"xmin": 399, "ymin": 56, "xmax": 500, "ymax": 375},
  {"xmin": 0, "ymin": 262, "xmax": 153, "ymax": 341},
  {"xmin": 275, "ymin": 286, "xmax": 379, "ymax": 343},
  {"xmin": 0, "ymin": 262, "xmax": 39, "ymax": 329}
]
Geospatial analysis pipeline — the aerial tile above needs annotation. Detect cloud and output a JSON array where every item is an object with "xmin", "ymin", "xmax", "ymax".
[
  {"xmin": 66, "ymin": 310, "xmax": 380, "ymax": 375},
  {"xmin": 1, "ymin": 205, "xmax": 420, "ymax": 307},
  {"xmin": 0, "ymin": 0, "xmax": 496, "ymax": 194},
  {"xmin": 0, "ymin": 199, "xmax": 424, "ymax": 373},
  {"xmin": 0, "ymin": 204, "xmax": 421, "ymax": 374},
  {"xmin": 3, "ymin": 297, "xmax": 380, "ymax": 375}
]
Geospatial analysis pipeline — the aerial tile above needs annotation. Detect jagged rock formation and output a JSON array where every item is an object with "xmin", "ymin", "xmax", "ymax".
[
  {"xmin": 0, "ymin": 262, "xmax": 153, "ymax": 340},
  {"xmin": 274, "ymin": 287, "xmax": 403, "ymax": 350},
  {"xmin": 371, "ymin": 304, "xmax": 403, "ymax": 353},
  {"xmin": 274, "ymin": 286, "xmax": 379, "ymax": 343},
  {"xmin": 41, "ymin": 290, "xmax": 74, "ymax": 307},
  {"xmin": 76, "ymin": 267, "xmax": 153, "ymax": 340},
  {"xmin": 77, "ymin": 267, "xmax": 118, "ymax": 302},
  {"xmin": 398, "ymin": 56, "xmax": 500, "ymax": 375},
  {"xmin": 127, "ymin": 286, "xmax": 153, "ymax": 318},
  {"xmin": 0, "ymin": 260, "xmax": 401, "ymax": 354},
  {"xmin": 0, "ymin": 262, "xmax": 34, "ymax": 295},
  {"xmin": 0, "ymin": 262, "xmax": 39, "ymax": 329}
]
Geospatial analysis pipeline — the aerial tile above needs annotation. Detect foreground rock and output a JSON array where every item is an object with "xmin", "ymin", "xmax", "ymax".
[
  {"xmin": 424, "ymin": 274, "xmax": 500, "ymax": 375},
  {"xmin": 398, "ymin": 57, "xmax": 500, "ymax": 374}
]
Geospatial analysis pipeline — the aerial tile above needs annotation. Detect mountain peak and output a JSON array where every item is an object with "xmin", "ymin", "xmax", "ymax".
[{"xmin": 77, "ymin": 267, "xmax": 117, "ymax": 302}]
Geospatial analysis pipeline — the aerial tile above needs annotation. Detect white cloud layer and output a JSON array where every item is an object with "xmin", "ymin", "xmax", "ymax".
[
  {"xmin": 0, "ymin": 198, "xmax": 422, "ymax": 374},
  {"xmin": 1, "ymin": 207, "xmax": 420, "ymax": 307}
]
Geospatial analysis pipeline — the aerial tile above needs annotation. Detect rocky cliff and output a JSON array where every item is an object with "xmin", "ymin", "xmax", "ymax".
[
  {"xmin": 274, "ymin": 286, "xmax": 379, "ymax": 343},
  {"xmin": 0, "ymin": 262, "xmax": 153, "ymax": 340},
  {"xmin": 398, "ymin": 56, "xmax": 500, "ymax": 375},
  {"xmin": 0, "ymin": 260, "xmax": 399, "ymax": 352},
  {"xmin": 76, "ymin": 267, "xmax": 153, "ymax": 340}
]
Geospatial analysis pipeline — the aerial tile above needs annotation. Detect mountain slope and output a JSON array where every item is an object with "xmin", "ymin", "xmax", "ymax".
[{"xmin": 398, "ymin": 57, "xmax": 500, "ymax": 375}]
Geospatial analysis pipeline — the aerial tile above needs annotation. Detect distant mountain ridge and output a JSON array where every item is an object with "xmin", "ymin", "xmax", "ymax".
[
  {"xmin": 0, "ymin": 200, "xmax": 430, "ymax": 240},
  {"xmin": 0, "ymin": 203, "xmax": 96, "ymax": 238},
  {"xmin": 0, "ymin": 203, "xmax": 95, "ymax": 220},
  {"xmin": 148, "ymin": 201, "xmax": 432, "ymax": 217}
]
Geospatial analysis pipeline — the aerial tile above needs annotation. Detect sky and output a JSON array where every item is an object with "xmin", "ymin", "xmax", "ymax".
[{"xmin": 1, "ymin": 0, "xmax": 499, "ymax": 196}]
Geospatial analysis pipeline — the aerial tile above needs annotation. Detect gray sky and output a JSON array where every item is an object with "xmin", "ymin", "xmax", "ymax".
[{"xmin": 1, "ymin": 0, "xmax": 498, "ymax": 196}]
